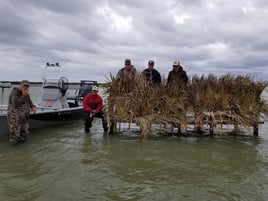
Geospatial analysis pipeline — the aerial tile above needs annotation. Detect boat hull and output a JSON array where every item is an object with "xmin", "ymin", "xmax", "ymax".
[{"xmin": 0, "ymin": 107, "xmax": 84, "ymax": 136}]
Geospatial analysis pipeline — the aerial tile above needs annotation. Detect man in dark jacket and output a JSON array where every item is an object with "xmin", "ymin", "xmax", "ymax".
[
  {"xmin": 7, "ymin": 80, "xmax": 36, "ymax": 144},
  {"xmin": 82, "ymin": 86, "xmax": 108, "ymax": 133},
  {"xmin": 142, "ymin": 60, "xmax": 161, "ymax": 85},
  {"xmin": 167, "ymin": 60, "xmax": 188, "ymax": 86}
]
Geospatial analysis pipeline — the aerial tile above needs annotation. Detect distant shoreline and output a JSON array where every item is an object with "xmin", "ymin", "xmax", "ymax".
[{"xmin": 0, "ymin": 81, "xmax": 105, "ymax": 86}]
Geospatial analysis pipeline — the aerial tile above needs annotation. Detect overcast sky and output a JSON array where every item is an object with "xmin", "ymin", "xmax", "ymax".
[{"xmin": 0, "ymin": 0, "xmax": 267, "ymax": 83}]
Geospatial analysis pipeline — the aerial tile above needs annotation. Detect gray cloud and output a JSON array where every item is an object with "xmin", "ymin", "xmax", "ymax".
[{"xmin": 0, "ymin": 0, "xmax": 267, "ymax": 82}]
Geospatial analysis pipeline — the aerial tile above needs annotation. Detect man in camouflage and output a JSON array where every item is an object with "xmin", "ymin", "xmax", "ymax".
[
  {"xmin": 116, "ymin": 59, "xmax": 137, "ymax": 82},
  {"xmin": 7, "ymin": 80, "xmax": 36, "ymax": 144}
]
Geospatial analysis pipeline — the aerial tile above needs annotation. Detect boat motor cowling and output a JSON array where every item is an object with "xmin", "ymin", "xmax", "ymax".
[{"xmin": 79, "ymin": 83, "xmax": 92, "ymax": 99}]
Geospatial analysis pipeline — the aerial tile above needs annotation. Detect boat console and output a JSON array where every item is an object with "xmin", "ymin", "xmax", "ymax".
[{"xmin": 38, "ymin": 63, "xmax": 98, "ymax": 110}]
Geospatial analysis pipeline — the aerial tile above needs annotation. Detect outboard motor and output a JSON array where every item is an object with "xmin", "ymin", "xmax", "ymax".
[{"xmin": 79, "ymin": 83, "xmax": 92, "ymax": 100}]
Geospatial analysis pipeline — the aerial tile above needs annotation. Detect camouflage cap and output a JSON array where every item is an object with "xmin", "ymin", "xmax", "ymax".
[
  {"xmin": 21, "ymin": 80, "xmax": 30, "ymax": 86},
  {"xmin": 125, "ymin": 59, "xmax": 131, "ymax": 65}
]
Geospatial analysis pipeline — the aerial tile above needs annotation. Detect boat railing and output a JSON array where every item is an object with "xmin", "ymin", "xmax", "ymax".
[
  {"xmin": 0, "ymin": 105, "xmax": 8, "ymax": 113},
  {"xmin": 43, "ymin": 79, "xmax": 60, "ymax": 87},
  {"xmin": 0, "ymin": 82, "xmax": 11, "ymax": 105},
  {"xmin": 0, "ymin": 82, "xmax": 11, "ymax": 88},
  {"xmin": 35, "ymin": 104, "xmax": 61, "ymax": 111},
  {"xmin": 80, "ymin": 80, "xmax": 98, "ymax": 86}
]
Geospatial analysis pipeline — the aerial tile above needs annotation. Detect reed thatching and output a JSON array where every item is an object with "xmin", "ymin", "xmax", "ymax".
[{"xmin": 103, "ymin": 72, "xmax": 268, "ymax": 137}]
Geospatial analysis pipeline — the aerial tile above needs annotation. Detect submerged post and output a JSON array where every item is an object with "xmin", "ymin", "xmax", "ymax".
[
  {"xmin": 1, "ymin": 87, "xmax": 3, "ymax": 105},
  {"xmin": 253, "ymin": 124, "xmax": 259, "ymax": 136},
  {"xmin": 253, "ymin": 115, "xmax": 260, "ymax": 136}
]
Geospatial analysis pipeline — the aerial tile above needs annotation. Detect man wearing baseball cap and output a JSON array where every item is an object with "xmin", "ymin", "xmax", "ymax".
[
  {"xmin": 116, "ymin": 59, "xmax": 137, "ymax": 81},
  {"xmin": 82, "ymin": 85, "xmax": 108, "ymax": 133},
  {"xmin": 142, "ymin": 60, "xmax": 161, "ymax": 85},
  {"xmin": 167, "ymin": 60, "xmax": 188, "ymax": 86},
  {"xmin": 7, "ymin": 80, "xmax": 36, "ymax": 144}
]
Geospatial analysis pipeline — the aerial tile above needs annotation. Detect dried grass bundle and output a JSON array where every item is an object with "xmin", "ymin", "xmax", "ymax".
[{"xmin": 104, "ymin": 72, "xmax": 268, "ymax": 137}]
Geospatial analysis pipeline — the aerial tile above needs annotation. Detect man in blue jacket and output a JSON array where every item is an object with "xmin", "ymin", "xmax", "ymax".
[{"xmin": 142, "ymin": 60, "xmax": 161, "ymax": 85}]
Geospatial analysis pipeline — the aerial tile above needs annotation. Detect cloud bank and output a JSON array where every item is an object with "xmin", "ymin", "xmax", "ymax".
[{"xmin": 0, "ymin": 0, "xmax": 267, "ymax": 82}]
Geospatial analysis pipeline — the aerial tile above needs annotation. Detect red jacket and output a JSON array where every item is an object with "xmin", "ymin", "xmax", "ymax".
[{"xmin": 82, "ymin": 93, "xmax": 103, "ymax": 113}]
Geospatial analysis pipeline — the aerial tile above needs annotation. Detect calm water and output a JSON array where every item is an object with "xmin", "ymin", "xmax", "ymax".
[{"xmin": 0, "ymin": 85, "xmax": 268, "ymax": 201}]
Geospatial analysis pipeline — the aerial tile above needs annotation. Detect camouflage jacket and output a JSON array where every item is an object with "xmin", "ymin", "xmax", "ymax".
[
  {"xmin": 116, "ymin": 66, "xmax": 137, "ymax": 81},
  {"xmin": 8, "ymin": 87, "xmax": 34, "ymax": 113}
]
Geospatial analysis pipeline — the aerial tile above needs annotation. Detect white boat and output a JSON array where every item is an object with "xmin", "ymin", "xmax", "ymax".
[{"xmin": 0, "ymin": 63, "xmax": 97, "ymax": 136}]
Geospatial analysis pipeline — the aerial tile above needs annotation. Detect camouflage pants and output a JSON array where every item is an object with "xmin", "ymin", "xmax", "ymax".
[{"xmin": 7, "ymin": 109, "xmax": 30, "ymax": 144}]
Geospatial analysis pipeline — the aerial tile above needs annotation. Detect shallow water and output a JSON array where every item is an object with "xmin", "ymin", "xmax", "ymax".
[
  {"xmin": 0, "ymin": 120, "xmax": 268, "ymax": 201},
  {"xmin": 0, "ymin": 85, "xmax": 268, "ymax": 201}
]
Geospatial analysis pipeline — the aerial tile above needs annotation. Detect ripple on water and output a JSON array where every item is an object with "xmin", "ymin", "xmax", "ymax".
[{"xmin": 0, "ymin": 119, "xmax": 268, "ymax": 200}]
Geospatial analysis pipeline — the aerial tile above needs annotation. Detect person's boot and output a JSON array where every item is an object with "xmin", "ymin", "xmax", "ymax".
[
  {"xmin": 84, "ymin": 123, "xmax": 91, "ymax": 133},
  {"xmin": 103, "ymin": 124, "xmax": 108, "ymax": 133},
  {"xmin": 21, "ymin": 132, "xmax": 28, "ymax": 142},
  {"xmin": 85, "ymin": 126, "xmax": 89, "ymax": 133},
  {"xmin": 102, "ymin": 119, "xmax": 108, "ymax": 132},
  {"xmin": 84, "ymin": 117, "xmax": 93, "ymax": 133},
  {"xmin": 10, "ymin": 138, "xmax": 19, "ymax": 145},
  {"xmin": 108, "ymin": 121, "xmax": 115, "ymax": 134}
]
